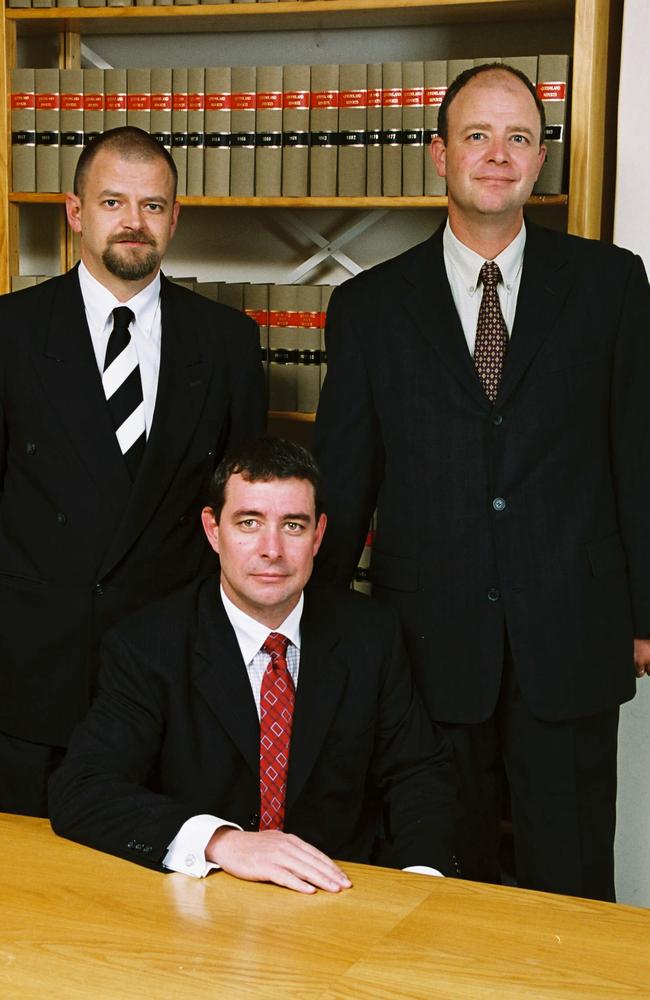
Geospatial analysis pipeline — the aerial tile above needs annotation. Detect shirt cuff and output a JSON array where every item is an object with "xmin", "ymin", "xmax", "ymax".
[
  {"xmin": 163, "ymin": 814, "xmax": 242, "ymax": 878},
  {"xmin": 403, "ymin": 865, "xmax": 444, "ymax": 877}
]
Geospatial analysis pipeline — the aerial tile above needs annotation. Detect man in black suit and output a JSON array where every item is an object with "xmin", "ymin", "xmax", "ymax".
[
  {"xmin": 314, "ymin": 64, "xmax": 650, "ymax": 900},
  {"xmin": 49, "ymin": 438, "xmax": 457, "ymax": 893},
  {"xmin": 0, "ymin": 127, "xmax": 266, "ymax": 817}
]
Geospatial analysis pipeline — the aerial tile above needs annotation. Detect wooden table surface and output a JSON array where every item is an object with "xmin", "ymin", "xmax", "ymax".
[{"xmin": 1, "ymin": 813, "xmax": 649, "ymax": 999}]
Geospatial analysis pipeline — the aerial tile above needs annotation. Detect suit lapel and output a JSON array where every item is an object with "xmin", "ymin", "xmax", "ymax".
[
  {"xmin": 496, "ymin": 220, "xmax": 573, "ymax": 408},
  {"xmin": 33, "ymin": 267, "xmax": 132, "ymax": 512},
  {"xmin": 403, "ymin": 224, "xmax": 490, "ymax": 410},
  {"xmin": 98, "ymin": 276, "xmax": 212, "ymax": 576},
  {"xmin": 286, "ymin": 590, "xmax": 349, "ymax": 812},
  {"xmin": 193, "ymin": 582, "xmax": 260, "ymax": 778}
]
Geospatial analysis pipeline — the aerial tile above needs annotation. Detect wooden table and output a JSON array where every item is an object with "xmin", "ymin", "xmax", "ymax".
[{"xmin": 1, "ymin": 813, "xmax": 649, "ymax": 999}]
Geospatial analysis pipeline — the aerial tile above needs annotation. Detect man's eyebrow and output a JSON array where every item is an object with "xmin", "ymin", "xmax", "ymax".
[
  {"xmin": 230, "ymin": 509, "xmax": 312, "ymax": 523},
  {"xmin": 97, "ymin": 188, "xmax": 169, "ymax": 204},
  {"xmin": 463, "ymin": 122, "xmax": 536, "ymax": 136}
]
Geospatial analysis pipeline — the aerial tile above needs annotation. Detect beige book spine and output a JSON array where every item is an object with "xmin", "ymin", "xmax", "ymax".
[
  {"xmin": 172, "ymin": 67, "xmax": 188, "ymax": 197},
  {"xmin": 338, "ymin": 63, "xmax": 367, "ymax": 198},
  {"xmin": 217, "ymin": 282, "xmax": 245, "ymax": 312},
  {"xmin": 366, "ymin": 63, "xmax": 382, "ymax": 197},
  {"xmin": 79, "ymin": 0, "xmax": 106, "ymax": 7},
  {"xmin": 244, "ymin": 283, "xmax": 270, "ymax": 382},
  {"xmin": 11, "ymin": 275, "xmax": 39, "ymax": 290},
  {"xmin": 319, "ymin": 284, "xmax": 334, "ymax": 388},
  {"xmin": 204, "ymin": 67, "xmax": 231, "ymax": 197},
  {"xmin": 281, "ymin": 64, "xmax": 310, "ymax": 198},
  {"xmin": 127, "ymin": 67, "xmax": 151, "ymax": 131},
  {"xmin": 230, "ymin": 66, "xmax": 256, "ymax": 197},
  {"xmin": 473, "ymin": 57, "xmax": 501, "ymax": 67},
  {"xmin": 296, "ymin": 284, "xmax": 322, "ymax": 413},
  {"xmin": 268, "ymin": 284, "xmax": 299, "ymax": 412},
  {"xmin": 194, "ymin": 281, "xmax": 221, "ymax": 302},
  {"xmin": 424, "ymin": 60, "xmax": 446, "ymax": 196},
  {"xmin": 402, "ymin": 61, "xmax": 424, "ymax": 197},
  {"xmin": 35, "ymin": 68, "xmax": 60, "ymax": 193},
  {"xmin": 104, "ymin": 68, "xmax": 127, "ymax": 130},
  {"xmin": 150, "ymin": 67, "xmax": 172, "ymax": 156},
  {"xmin": 255, "ymin": 65, "xmax": 283, "ymax": 197},
  {"xmin": 11, "ymin": 68, "xmax": 36, "ymax": 193},
  {"xmin": 503, "ymin": 56, "xmax": 538, "ymax": 88},
  {"xmin": 534, "ymin": 54, "xmax": 570, "ymax": 195},
  {"xmin": 446, "ymin": 59, "xmax": 473, "ymax": 87},
  {"xmin": 310, "ymin": 64, "xmax": 339, "ymax": 197},
  {"xmin": 381, "ymin": 62, "xmax": 402, "ymax": 196},
  {"xmin": 83, "ymin": 69, "xmax": 104, "ymax": 147},
  {"xmin": 59, "ymin": 68, "xmax": 84, "ymax": 195},
  {"xmin": 187, "ymin": 67, "xmax": 205, "ymax": 196}
]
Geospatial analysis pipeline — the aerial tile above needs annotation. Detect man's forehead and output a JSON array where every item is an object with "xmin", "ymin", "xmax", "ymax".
[{"xmin": 224, "ymin": 473, "xmax": 315, "ymax": 508}]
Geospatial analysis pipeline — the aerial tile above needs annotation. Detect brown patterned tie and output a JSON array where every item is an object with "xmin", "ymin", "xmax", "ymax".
[
  {"xmin": 474, "ymin": 261, "xmax": 508, "ymax": 403},
  {"xmin": 259, "ymin": 632, "xmax": 294, "ymax": 831}
]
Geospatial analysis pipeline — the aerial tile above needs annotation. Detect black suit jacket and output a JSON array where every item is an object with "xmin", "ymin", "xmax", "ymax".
[
  {"xmin": 49, "ymin": 578, "xmax": 457, "ymax": 874},
  {"xmin": 314, "ymin": 221, "xmax": 650, "ymax": 724},
  {"xmin": 0, "ymin": 268, "xmax": 266, "ymax": 745}
]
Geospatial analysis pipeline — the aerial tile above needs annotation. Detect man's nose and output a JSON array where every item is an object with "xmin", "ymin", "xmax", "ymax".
[
  {"xmin": 121, "ymin": 203, "xmax": 146, "ymax": 229},
  {"xmin": 259, "ymin": 526, "xmax": 282, "ymax": 559},
  {"xmin": 486, "ymin": 136, "xmax": 509, "ymax": 162}
]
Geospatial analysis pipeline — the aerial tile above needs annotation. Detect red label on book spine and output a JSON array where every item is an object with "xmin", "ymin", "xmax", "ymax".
[
  {"xmin": 382, "ymin": 88, "xmax": 403, "ymax": 107},
  {"xmin": 84, "ymin": 93, "xmax": 104, "ymax": 111},
  {"xmin": 269, "ymin": 310, "xmax": 300, "ymax": 327},
  {"xmin": 245, "ymin": 308, "xmax": 270, "ymax": 326},
  {"xmin": 424, "ymin": 86, "xmax": 447, "ymax": 107},
  {"xmin": 339, "ymin": 89, "xmax": 368, "ymax": 108},
  {"xmin": 127, "ymin": 93, "xmax": 151, "ymax": 111},
  {"xmin": 188, "ymin": 93, "xmax": 204, "ymax": 112},
  {"xmin": 311, "ymin": 90, "xmax": 339, "ymax": 110},
  {"xmin": 172, "ymin": 93, "xmax": 188, "ymax": 112},
  {"xmin": 257, "ymin": 91, "xmax": 282, "ymax": 110},
  {"xmin": 205, "ymin": 93, "xmax": 231, "ymax": 111},
  {"xmin": 231, "ymin": 92, "xmax": 256, "ymax": 111},
  {"xmin": 36, "ymin": 93, "xmax": 59, "ymax": 111},
  {"xmin": 283, "ymin": 90, "xmax": 309, "ymax": 110},
  {"xmin": 296, "ymin": 310, "xmax": 321, "ymax": 329},
  {"xmin": 367, "ymin": 88, "xmax": 382, "ymax": 108},
  {"xmin": 537, "ymin": 81, "xmax": 566, "ymax": 101},
  {"xmin": 11, "ymin": 92, "xmax": 35, "ymax": 110},
  {"xmin": 403, "ymin": 87, "xmax": 424, "ymax": 107},
  {"xmin": 106, "ymin": 94, "xmax": 127, "ymax": 112},
  {"xmin": 151, "ymin": 93, "xmax": 172, "ymax": 112},
  {"xmin": 60, "ymin": 93, "xmax": 83, "ymax": 111}
]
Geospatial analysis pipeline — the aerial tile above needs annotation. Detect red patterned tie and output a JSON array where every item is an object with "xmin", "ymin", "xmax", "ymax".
[
  {"xmin": 474, "ymin": 260, "xmax": 508, "ymax": 402},
  {"xmin": 259, "ymin": 632, "xmax": 294, "ymax": 831}
]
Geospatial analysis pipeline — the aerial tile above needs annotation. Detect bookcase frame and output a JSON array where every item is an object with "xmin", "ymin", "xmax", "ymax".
[{"xmin": 0, "ymin": 0, "xmax": 622, "ymax": 295}]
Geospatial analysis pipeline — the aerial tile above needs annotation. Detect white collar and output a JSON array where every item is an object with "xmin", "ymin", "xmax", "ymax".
[
  {"xmin": 220, "ymin": 585, "xmax": 303, "ymax": 666},
  {"xmin": 443, "ymin": 220, "xmax": 526, "ymax": 296},
  {"xmin": 78, "ymin": 260, "xmax": 161, "ymax": 337}
]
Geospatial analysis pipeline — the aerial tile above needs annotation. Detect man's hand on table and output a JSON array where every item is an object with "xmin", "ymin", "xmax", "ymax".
[{"xmin": 206, "ymin": 827, "xmax": 353, "ymax": 894}]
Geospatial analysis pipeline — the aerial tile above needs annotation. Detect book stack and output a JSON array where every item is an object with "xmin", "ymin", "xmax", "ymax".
[
  {"xmin": 11, "ymin": 56, "xmax": 570, "ymax": 196},
  {"xmin": 352, "ymin": 513, "xmax": 377, "ymax": 597}
]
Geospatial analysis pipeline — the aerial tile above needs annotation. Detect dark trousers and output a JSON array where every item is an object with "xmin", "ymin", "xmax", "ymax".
[
  {"xmin": 436, "ymin": 647, "xmax": 619, "ymax": 901},
  {"xmin": 0, "ymin": 729, "xmax": 66, "ymax": 817}
]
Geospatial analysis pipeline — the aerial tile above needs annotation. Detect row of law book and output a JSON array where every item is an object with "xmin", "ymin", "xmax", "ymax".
[
  {"xmin": 11, "ymin": 55, "xmax": 570, "ymax": 197},
  {"xmin": 11, "ymin": 274, "xmax": 332, "ymax": 414}
]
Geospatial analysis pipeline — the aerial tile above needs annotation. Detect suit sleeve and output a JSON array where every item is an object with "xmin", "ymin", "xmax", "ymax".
[
  {"xmin": 314, "ymin": 283, "xmax": 385, "ymax": 585},
  {"xmin": 49, "ymin": 630, "xmax": 196, "ymax": 871},
  {"xmin": 225, "ymin": 312, "xmax": 268, "ymax": 448},
  {"xmin": 369, "ymin": 614, "xmax": 458, "ymax": 874},
  {"xmin": 610, "ymin": 253, "xmax": 650, "ymax": 636}
]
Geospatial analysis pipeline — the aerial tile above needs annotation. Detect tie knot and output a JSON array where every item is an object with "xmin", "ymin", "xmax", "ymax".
[
  {"xmin": 262, "ymin": 632, "xmax": 290, "ymax": 660},
  {"xmin": 112, "ymin": 306, "xmax": 135, "ymax": 334},
  {"xmin": 479, "ymin": 261, "xmax": 502, "ymax": 289}
]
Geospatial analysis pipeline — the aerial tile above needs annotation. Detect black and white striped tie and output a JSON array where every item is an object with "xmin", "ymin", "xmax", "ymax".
[{"xmin": 103, "ymin": 306, "xmax": 146, "ymax": 479}]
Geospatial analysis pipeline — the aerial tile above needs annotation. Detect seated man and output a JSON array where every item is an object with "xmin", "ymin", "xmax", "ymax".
[{"xmin": 50, "ymin": 438, "xmax": 457, "ymax": 893}]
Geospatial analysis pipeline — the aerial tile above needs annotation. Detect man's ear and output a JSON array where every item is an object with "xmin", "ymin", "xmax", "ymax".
[
  {"xmin": 65, "ymin": 193, "xmax": 82, "ymax": 233},
  {"xmin": 312, "ymin": 512, "xmax": 327, "ymax": 557},
  {"xmin": 201, "ymin": 507, "xmax": 220, "ymax": 555},
  {"xmin": 429, "ymin": 135, "xmax": 447, "ymax": 179}
]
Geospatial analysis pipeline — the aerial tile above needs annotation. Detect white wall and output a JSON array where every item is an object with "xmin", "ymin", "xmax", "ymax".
[{"xmin": 613, "ymin": 0, "xmax": 650, "ymax": 909}]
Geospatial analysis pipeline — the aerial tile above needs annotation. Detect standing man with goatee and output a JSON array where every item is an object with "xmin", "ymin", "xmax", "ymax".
[{"xmin": 0, "ymin": 127, "xmax": 266, "ymax": 817}]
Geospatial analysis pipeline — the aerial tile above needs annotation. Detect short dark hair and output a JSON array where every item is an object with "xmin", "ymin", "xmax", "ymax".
[
  {"xmin": 437, "ymin": 62, "xmax": 546, "ymax": 146},
  {"xmin": 208, "ymin": 437, "xmax": 323, "ymax": 521},
  {"xmin": 73, "ymin": 126, "xmax": 178, "ymax": 200}
]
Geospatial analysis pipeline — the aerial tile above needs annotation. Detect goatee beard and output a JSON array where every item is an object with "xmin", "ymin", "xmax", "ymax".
[{"xmin": 103, "ymin": 235, "xmax": 160, "ymax": 281}]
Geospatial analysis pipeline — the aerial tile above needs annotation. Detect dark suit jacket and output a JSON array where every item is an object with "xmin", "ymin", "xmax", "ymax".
[
  {"xmin": 314, "ymin": 221, "xmax": 650, "ymax": 724},
  {"xmin": 49, "ymin": 578, "xmax": 457, "ymax": 874},
  {"xmin": 0, "ymin": 268, "xmax": 266, "ymax": 745}
]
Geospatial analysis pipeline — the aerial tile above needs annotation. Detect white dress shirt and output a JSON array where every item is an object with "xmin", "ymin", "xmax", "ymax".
[
  {"xmin": 442, "ymin": 219, "xmax": 526, "ymax": 356},
  {"xmin": 77, "ymin": 261, "xmax": 162, "ymax": 436}
]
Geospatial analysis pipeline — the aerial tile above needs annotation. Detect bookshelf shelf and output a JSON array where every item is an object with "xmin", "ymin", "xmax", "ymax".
[
  {"xmin": 8, "ymin": 193, "xmax": 569, "ymax": 209},
  {"xmin": 268, "ymin": 410, "xmax": 316, "ymax": 424}
]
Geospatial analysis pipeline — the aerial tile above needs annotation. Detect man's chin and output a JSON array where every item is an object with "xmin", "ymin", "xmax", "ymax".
[{"xmin": 102, "ymin": 246, "xmax": 160, "ymax": 282}]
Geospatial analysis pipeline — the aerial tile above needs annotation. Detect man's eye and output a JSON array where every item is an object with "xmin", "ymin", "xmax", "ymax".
[
  {"xmin": 511, "ymin": 134, "xmax": 529, "ymax": 144},
  {"xmin": 285, "ymin": 522, "xmax": 304, "ymax": 532},
  {"xmin": 103, "ymin": 199, "xmax": 119, "ymax": 207},
  {"xmin": 240, "ymin": 519, "xmax": 257, "ymax": 529},
  {"xmin": 145, "ymin": 203, "xmax": 163, "ymax": 212},
  {"xmin": 469, "ymin": 132, "xmax": 485, "ymax": 141}
]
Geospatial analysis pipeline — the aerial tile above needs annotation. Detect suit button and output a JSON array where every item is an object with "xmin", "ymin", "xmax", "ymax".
[
  {"xmin": 94, "ymin": 583, "xmax": 104, "ymax": 596},
  {"xmin": 56, "ymin": 512, "xmax": 67, "ymax": 525},
  {"xmin": 492, "ymin": 497, "xmax": 506, "ymax": 511},
  {"xmin": 248, "ymin": 812, "xmax": 260, "ymax": 829},
  {"xmin": 26, "ymin": 442, "xmax": 37, "ymax": 455},
  {"xmin": 487, "ymin": 589, "xmax": 501, "ymax": 602},
  {"xmin": 127, "ymin": 840, "xmax": 136, "ymax": 850},
  {"xmin": 492, "ymin": 414, "xmax": 503, "ymax": 426},
  {"xmin": 178, "ymin": 514, "xmax": 189, "ymax": 525},
  {"xmin": 185, "ymin": 853, "xmax": 196, "ymax": 868}
]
